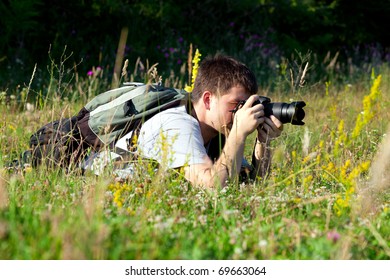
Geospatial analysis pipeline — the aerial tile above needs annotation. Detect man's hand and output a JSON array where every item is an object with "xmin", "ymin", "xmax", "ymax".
[
  {"xmin": 232, "ymin": 95, "xmax": 265, "ymax": 138},
  {"xmin": 257, "ymin": 115, "xmax": 283, "ymax": 143}
]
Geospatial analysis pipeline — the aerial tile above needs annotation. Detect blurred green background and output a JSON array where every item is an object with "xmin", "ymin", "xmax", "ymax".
[{"xmin": 1, "ymin": 0, "xmax": 389, "ymax": 90}]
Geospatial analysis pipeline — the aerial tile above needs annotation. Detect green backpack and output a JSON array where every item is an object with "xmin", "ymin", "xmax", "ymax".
[{"xmin": 29, "ymin": 83, "xmax": 189, "ymax": 168}]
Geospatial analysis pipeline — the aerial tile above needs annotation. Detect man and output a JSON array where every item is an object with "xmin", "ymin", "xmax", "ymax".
[{"xmin": 136, "ymin": 54, "xmax": 283, "ymax": 188}]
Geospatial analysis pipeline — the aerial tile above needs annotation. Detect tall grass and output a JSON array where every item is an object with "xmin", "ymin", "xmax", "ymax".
[{"xmin": 0, "ymin": 50, "xmax": 389, "ymax": 260}]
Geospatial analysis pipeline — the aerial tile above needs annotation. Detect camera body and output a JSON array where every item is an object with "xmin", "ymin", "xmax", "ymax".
[{"xmin": 234, "ymin": 96, "xmax": 306, "ymax": 125}]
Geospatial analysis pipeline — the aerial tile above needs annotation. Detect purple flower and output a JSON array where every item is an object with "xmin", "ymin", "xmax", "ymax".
[
  {"xmin": 87, "ymin": 70, "xmax": 94, "ymax": 76},
  {"xmin": 327, "ymin": 230, "xmax": 341, "ymax": 243}
]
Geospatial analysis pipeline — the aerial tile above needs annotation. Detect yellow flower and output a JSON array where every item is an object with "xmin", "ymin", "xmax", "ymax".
[
  {"xmin": 8, "ymin": 124, "xmax": 16, "ymax": 131},
  {"xmin": 126, "ymin": 208, "xmax": 136, "ymax": 216},
  {"xmin": 113, "ymin": 189, "xmax": 123, "ymax": 208},
  {"xmin": 323, "ymin": 161, "xmax": 335, "ymax": 173},
  {"xmin": 293, "ymin": 197, "xmax": 302, "ymax": 204},
  {"xmin": 291, "ymin": 150, "xmax": 297, "ymax": 160},
  {"xmin": 359, "ymin": 160, "xmax": 371, "ymax": 172},
  {"xmin": 340, "ymin": 159, "xmax": 351, "ymax": 179},
  {"xmin": 303, "ymin": 174, "xmax": 313, "ymax": 188},
  {"xmin": 316, "ymin": 153, "xmax": 321, "ymax": 164},
  {"xmin": 352, "ymin": 74, "xmax": 381, "ymax": 139},
  {"xmin": 109, "ymin": 182, "xmax": 133, "ymax": 208},
  {"xmin": 184, "ymin": 49, "xmax": 202, "ymax": 92}
]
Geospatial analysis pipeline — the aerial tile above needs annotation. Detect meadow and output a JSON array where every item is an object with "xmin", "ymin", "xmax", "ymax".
[{"xmin": 0, "ymin": 50, "xmax": 389, "ymax": 260}]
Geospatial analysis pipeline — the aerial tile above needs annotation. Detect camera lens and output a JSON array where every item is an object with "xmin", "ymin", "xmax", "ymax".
[{"xmin": 264, "ymin": 101, "xmax": 306, "ymax": 125}]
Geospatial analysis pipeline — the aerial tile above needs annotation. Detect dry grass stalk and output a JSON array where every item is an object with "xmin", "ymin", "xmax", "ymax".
[
  {"xmin": 356, "ymin": 126, "xmax": 390, "ymax": 217},
  {"xmin": 25, "ymin": 63, "xmax": 37, "ymax": 104},
  {"xmin": 302, "ymin": 126, "xmax": 310, "ymax": 156},
  {"xmin": 147, "ymin": 63, "xmax": 161, "ymax": 85},
  {"xmin": 0, "ymin": 171, "xmax": 9, "ymax": 209},
  {"xmin": 326, "ymin": 51, "xmax": 340, "ymax": 71},
  {"xmin": 336, "ymin": 235, "xmax": 352, "ymax": 259},
  {"xmin": 133, "ymin": 57, "xmax": 141, "ymax": 77},
  {"xmin": 121, "ymin": 59, "xmax": 129, "ymax": 78},
  {"xmin": 299, "ymin": 62, "xmax": 309, "ymax": 87},
  {"xmin": 187, "ymin": 43, "xmax": 193, "ymax": 85},
  {"xmin": 112, "ymin": 26, "xmax": 129, "ymax": 89}
]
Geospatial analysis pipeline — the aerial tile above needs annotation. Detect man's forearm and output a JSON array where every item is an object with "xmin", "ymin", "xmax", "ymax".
[
  {"xmin": 183, "ymin": 129, "xmax": 247, "ymax": 189},
  {"xmin": 212, "ymin": 128, "xmax": 246, "ymax": 186}
]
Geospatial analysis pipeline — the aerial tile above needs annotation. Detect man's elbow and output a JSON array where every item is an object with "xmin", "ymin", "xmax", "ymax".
[{"xmin": 185, "ymin": 166, "xmax": 227, "ymax": 189}]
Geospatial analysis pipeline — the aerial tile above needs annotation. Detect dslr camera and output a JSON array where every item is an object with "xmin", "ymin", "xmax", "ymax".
[{"xmin": 232, "ymin": 96, "xmax": 306, "ymax": 125}]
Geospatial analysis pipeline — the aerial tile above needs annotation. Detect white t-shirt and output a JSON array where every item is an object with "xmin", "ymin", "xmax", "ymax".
[
  {"xmin": 136, "ymin": 105, "xmax": 208, "ymax": 168},
  {"xmin": 82, "ymin": 106, "xmax": 207, "ymax": 175}
]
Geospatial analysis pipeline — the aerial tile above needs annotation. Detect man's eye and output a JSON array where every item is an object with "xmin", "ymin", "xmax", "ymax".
[{"xmin": 229, "ymin": 101, "xmax": 245, "ymax": 113}]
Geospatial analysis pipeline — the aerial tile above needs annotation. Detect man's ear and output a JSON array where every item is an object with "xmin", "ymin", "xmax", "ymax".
[{"xmin": 202, "ymin": 91, "xmax": 212, "ymax": 110}]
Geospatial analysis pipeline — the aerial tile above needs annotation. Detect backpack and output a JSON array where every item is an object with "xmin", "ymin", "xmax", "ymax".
[{"xmin": 29, "ymin": 83, "xmax": 189, "ymax": 168}]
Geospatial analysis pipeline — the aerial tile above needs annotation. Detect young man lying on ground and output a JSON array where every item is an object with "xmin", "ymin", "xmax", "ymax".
[
  {"xmin": 101, "ymin": 54, "xmax": 283, "ymax": 188},
  {"xmin": 13, "ymin": 54, "xmax": 285, "ymax": 186}
]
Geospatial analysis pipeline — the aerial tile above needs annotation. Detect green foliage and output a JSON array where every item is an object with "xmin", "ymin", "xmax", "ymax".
[{"xmin": 1, "ymin": 0, "xmax": 390, "ymax": 91}]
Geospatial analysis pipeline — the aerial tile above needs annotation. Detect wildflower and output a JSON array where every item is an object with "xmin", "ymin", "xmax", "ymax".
[
  {"xmin": 8, "ymin": 124, "xmax": 16, "ymax": 131},
  {"xmin": 352, "ymin": 74, "xmax": 382, "ymax": 139},
  {"xmin": 126, "ymin": 208, "xmax": 136, "ymax": 216},
  {"xmin": 258, "ymin": 240, "xmax": 267, "ymax": 248},
  {"xmin": 334, "ymin": 120, "xmax": 347, "ymax": 155},
  {"xmin": 24, "ymin": 165, "xmax": 32, "ymax": 173},
  {"xmin": 333, "ymin": 159, "xmax": 370, "ymax": 216},
  {"xmin": 340, "ymin": 159, "xmax": 351, "ymax": 179},
  {"xmin": 303, "ymin": 175, "xmax": 313, "ymax": 188},
  {"xmin": 347, "ymin": 160, "xmax": 370, "ymax": 182},
  {"xmin": 323, "ymin": 161, "xmax": 336, "ymax": 173},
  {"xmin": 108, "ymin": 182, "xmax": 133, "ymax": 209},
  {"xmin": 26, "ymin": 103, "xmax": 35, "ymax": 112},
  {"xmin": 113, "ymin": 189, "xmax": 123, "ymax": 208},
  {"xmin": 293, "ymin": 197, "xmax": 302, "ymax": 204},
  {"xmin": 135, "ymin": 187, "xmax": 143, "ymax": 194},
  {"xmin": 325, "ymin": 81, "xmax": 331, "ymax": 96},
  {"xmin": 291, "ymin": 150, "xmax": 297, "ymax": 160},
  {"xmin": 185, "ymin": 49, "xmax": 202, "ymax": 92},
  {"xmin": 302, "ymin": 153, "xmax": 316, "ymax": 164},
  {"xmin": 326, "ymin": 230, "xmax": 341, "ymax": 243},
  {"xmin": 87, "ymin": 66, "xmax": 102, "ymax": 77}
]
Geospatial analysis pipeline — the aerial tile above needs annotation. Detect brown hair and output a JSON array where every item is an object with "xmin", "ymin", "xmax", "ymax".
[{"xmin": 191, "ymin": 54, "xmax": 258, "ymax": 102}]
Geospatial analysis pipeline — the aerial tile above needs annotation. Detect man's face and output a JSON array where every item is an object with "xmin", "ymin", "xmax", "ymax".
[{"xmin": 209, "ymin": 85, "xmax": 250, "ymax": 135}]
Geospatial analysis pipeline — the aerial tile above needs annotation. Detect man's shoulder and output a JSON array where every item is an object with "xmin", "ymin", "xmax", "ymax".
[
  {"xmin": 146, "ymin": 105, "xmax": 195, "ymax": 123},
  {"xmin": 140, "ymin": 105, "xmax": 199, "ymax": 135},
  {"xmin": 157, "ymin": 105, "xmax": 188, "ymax": 116}
]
